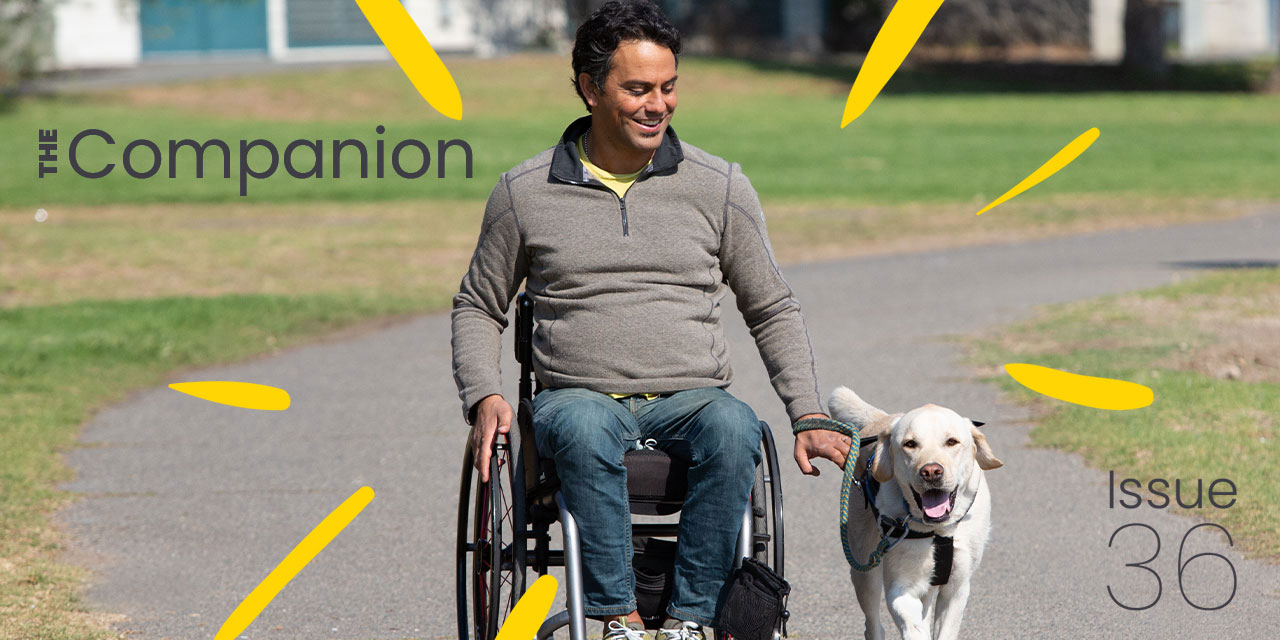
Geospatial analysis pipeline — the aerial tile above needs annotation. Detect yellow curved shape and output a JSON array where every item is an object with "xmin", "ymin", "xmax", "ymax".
[
  {"xmin": 841, "ymin": 0, "xmax": 946, "ymax": 128},
  {"xmin": 975, "ymin": 128, "xmax": 1100, "ymax": 215},
  {"xmin": 169, "ymin": 381, "xmax": 291, "ymax": 411},
  {"xmin": 1004, "ymin": 363, "xmax": 1153, "ymax": 411},
  {"xmin": 215, "ymin": 487, "xmax": 375, "ymax": 640},
  {"xmin": 354, "ymin": 0, "xmax": 463, "ymax": 120},
  {"xmin": 495, "ymin": 575, "xmax": 559, "ymax": 640}
]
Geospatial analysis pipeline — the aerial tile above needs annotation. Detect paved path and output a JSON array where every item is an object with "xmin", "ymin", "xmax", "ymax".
[{"xmin": 60, "ymin": 212, "xmax": 1280, "ymax": 639}]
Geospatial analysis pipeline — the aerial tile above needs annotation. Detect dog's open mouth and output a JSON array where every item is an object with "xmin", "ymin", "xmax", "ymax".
[{"xmin": 912, "ymin": 487, "xmax": 957, "ymax": 523}]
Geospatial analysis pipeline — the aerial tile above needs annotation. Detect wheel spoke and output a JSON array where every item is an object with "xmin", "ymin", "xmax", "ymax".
[{"xmin": 467, "ymin": 433, "xmax": 528, "ymax": 639}]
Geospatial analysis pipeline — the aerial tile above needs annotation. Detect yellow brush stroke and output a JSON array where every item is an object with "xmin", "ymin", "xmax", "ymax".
[
  {"xmin": 841, "ymin": 0, "xmax": 946, "ymax": 128},
  {"xmin": 975, "ymin": 128, "xmax": 1100, "ymax": 215},
  {"xmin": 353, "ymin": 0, "xmax": 463, "ymax": 120},
  {"xmin": 169, "ymin": 381, "xmax": 291, "ymax": 411},
  {"xmin": 495, "ymin": 575, "xmax": 559, "ymax": 640},
  {"xmin": 215, "ymin": 487, "xmax": 375, "ymax": 640},
  {"xmin": 1005, "ymin": 363, "xmax": 1153, "ymax": 410}
]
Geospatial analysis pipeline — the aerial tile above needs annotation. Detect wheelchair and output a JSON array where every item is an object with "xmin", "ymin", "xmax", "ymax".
[{"xmin": 457, "ymin": 293, "xmax": 786, "ymax": 640}]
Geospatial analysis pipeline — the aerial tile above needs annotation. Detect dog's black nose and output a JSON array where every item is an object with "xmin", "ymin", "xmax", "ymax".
[{"xmin": 919, "ymin": 463, "xmax": 944, "ymax": 481}]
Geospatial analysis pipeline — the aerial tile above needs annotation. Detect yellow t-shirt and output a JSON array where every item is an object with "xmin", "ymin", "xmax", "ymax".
[{"xmin": 578, "ymin": 134, "xmax": 648, "ymax": 199}]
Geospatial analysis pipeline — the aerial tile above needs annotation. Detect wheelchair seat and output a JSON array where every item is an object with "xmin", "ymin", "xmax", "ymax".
[
  {"xmin": 523, "ymin": 438, "xmax": 690, "ymax": 522},
  {"xmin": 623, "ymin": 448, "xmax": 689, "ymax": 516}
]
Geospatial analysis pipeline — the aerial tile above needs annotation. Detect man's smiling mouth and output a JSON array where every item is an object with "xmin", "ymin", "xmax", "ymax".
[{"xmin": 633, "ymin": 117, "xmax": 664, "ymax": 132}]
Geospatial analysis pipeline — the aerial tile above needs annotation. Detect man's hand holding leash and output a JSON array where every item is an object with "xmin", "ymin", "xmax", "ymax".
[{"xmin": 793, "ymin": 414, "xmax": 853, "ymax": 476}]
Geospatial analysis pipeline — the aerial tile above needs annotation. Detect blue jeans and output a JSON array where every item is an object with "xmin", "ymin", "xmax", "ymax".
[{"xmin": 532, "ymin": 386, "xmax": 762, "ymax": 627}]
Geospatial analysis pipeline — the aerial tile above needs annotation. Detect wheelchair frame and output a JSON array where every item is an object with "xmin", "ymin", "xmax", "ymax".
[{"xmin": 456, "ymin": 293, "xmax": 786, "ymax": 639}]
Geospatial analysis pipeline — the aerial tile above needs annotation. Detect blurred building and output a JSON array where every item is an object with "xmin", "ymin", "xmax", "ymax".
[
  {"xmin": 1092, "ymin": 0, "xmax": 1279, "ymax": 61},
  {"xmin": 51, "ymin": 0, "xmax": 566, "ymax": 69},
  {"xmin": 47, "ymin": 0, "xmax": 1280, "ymax": 70},
  {"xmin": 824, "ymin": 0, "xmax": 1277, "ymax": 62}
]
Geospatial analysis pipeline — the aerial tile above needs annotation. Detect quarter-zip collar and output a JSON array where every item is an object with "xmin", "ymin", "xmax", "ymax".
[{"xmin": 549, "ymin": 115, "xmax": 684, "ymax": 184}]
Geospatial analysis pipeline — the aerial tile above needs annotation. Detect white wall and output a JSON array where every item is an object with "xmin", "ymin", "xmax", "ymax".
[
  {"xmin": 1182, "ymin": 0, "xmax": 1274, "ymax": 59},
  {"xmin": 1091, "ymin": 0, "xmax": 1126, "ymax": 62},
  {"xmin": 53, "ymin": 0, "xmax": 140, "ymax": 69},
  {"xmin": 272, "ymin": 0, "xmax": 481, "ymax": 62}
]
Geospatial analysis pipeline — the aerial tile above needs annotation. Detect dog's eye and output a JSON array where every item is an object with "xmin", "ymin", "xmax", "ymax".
[
  {"xmin": 902, "ymin": 439, "xmax": 918, "ymax": 449},
  {"xmin": 946, "ymin": 438, "xmax": 960, "ymax": 447}
]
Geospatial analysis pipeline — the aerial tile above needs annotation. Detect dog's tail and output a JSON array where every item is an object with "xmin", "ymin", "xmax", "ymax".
[{"xmin": 827, "ymin": 386, "xmax": 889, "ymax": 429}]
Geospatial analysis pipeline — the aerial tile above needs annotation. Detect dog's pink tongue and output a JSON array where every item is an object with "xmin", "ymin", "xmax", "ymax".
[{"xmin": 922, "ymin": 490, "xmax": 951, "ymax": 519}]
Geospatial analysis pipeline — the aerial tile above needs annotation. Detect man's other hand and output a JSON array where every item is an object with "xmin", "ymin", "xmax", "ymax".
[
  {"xmin": 793, "ymin": 413, "xmax": 852, "ymax": 477},
  {"xmin": 471, "ymin": 394, "xmax": 513, "ymax": 483}
]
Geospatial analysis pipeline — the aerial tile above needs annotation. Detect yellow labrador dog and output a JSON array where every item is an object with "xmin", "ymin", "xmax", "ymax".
[{"xmin": 828, "ymin": 386, "xmax": 1002, "ymax": 640}]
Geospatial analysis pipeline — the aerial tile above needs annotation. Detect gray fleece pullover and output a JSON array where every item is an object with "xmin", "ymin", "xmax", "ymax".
[{"xmin": 451, "ymin": 116, "xmax": 824, "ymax": 422}]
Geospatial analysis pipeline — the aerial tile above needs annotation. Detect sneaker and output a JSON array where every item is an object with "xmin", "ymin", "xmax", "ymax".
[
  {"xmin": 604, "ymin": 616, "xmax": 651, "ymax": 640},
  {"xmin": 658, "ymin": 619, "xmax": 705, "ymax": 640}
]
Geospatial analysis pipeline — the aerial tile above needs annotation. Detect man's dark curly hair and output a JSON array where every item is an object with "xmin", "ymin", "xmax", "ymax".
[{"xmin": 571, "ymin": 0, "xmax": 681, "ymax": 112}]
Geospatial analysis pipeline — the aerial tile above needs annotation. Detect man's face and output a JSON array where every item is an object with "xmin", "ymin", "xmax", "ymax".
[{"xmin": 581, "ymin": 39, "xmax": 678, "ymax": 164}]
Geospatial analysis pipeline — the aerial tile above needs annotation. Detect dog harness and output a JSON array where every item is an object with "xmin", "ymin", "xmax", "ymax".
[
  {"xmin": 792, "ymin": 417, "xmax": 984, "ymax": 586},
  {"xmin": 861, "ymin": 459, "xmax": 954, "ymax": 586}
]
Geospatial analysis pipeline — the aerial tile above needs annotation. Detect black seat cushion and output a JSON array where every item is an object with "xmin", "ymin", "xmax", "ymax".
[{"xmin": 624, "ymin": 449, "xmax": 689, "ymax": 516}]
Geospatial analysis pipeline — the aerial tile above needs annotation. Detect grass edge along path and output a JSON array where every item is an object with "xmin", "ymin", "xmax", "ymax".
[
  {"xmin": 4, "ymin": 195, "xmax": 1270, "ymax": 310},
  {"xmin": 0, "ymin": 292, "xmax": 432, "ymax": 640},
  {"xmin": 966, "ymin": 268, "xmax": 1280, "ymax": 562}
]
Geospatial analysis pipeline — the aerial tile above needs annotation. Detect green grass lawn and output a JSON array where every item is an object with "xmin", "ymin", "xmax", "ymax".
[
  {"xmin": 5, "ymin": 55, "xmax": 1279, "ymax": 206},
  {"xmin": 969, "ymin": 268, "xmax": 1280, "ymax": 560}
]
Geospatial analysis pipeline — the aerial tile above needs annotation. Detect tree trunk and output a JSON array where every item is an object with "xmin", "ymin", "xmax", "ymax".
[
  {"xmin": 0, "ymin": 0, "xmax": 54, "ymax": 92},
  {"xmin": 1122, "ymin": 0, "xmax": 1168, "ymax": 76},
  {"xmin": 567, "ymin": 0, "xmax": 609, "ymax": 28}
]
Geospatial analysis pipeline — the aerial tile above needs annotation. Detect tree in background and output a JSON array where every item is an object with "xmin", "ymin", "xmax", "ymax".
[
  {"xmin": 568, "ymin": 1, "xmax": 789, "ymax": 56},
  {"xmin": 825, "ymin": 0, "xmax": 1090, "ymax": 55},
  {"xmin": 1122, "ymin": 0, "xmax": 1168, "ymax": 76},
  {"xmin": 0, "ymin": 0, "xmax": 53, "ymax": 94},
  {"xmin": 567, "ymin": 0, "xmax": 609, "ymax": 26},
  {"xmin": 824, "ymin": 0, "xmax": 889, "ymax": 52},
  {"xmin": 920, "ymin": 0, "xmax": 1089, "ymax": 53},
  {"xmin": 474, "ymin": 0, "xmax": 566, "ymax": 53}
]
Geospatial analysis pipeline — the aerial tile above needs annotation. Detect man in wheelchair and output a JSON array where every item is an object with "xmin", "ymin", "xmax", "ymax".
[{"xmin": 451, "ymin": 2, "xmax": 851, "ymax": 637}]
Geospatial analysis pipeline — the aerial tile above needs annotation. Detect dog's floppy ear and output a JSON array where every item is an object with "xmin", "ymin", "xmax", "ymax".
[
  {"xmin": 871, "ymin": 438, "xmax": 894, "ymax": 482},
  {"xmin": 972, "ymin": 425, "xmax": 1003, "ymax": 471},
  {"xmin": 870, "ymin": 417, "xmax": 898, "ymax": 482}
]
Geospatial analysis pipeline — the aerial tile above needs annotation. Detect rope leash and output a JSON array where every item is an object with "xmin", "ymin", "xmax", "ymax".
[{"xmin": 793, "ymin": 417, "xmax": 910, "ymax": 572}]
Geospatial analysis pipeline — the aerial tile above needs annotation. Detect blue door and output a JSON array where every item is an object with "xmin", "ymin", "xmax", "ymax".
[{"xmin": 141, "ymin": 0, "xmax": 269, "ymax": 56}]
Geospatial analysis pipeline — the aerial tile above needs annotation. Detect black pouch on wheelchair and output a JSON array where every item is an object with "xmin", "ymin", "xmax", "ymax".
[
  {"xmin": 633, "ymin": 536, "xmax": 678, "ymax": 629},
  {"xmin": 717, "ymin": 557, "xmax": 790, "ymax": 640}
]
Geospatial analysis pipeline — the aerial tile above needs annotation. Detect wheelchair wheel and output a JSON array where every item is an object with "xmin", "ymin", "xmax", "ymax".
[
  {"xmin": 750, "ymin": 424, "xmax": 784, "ymax": 577},
  {"xmin": 456, "ymin": 429, "xmax": 527, "ymax": 640}
]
